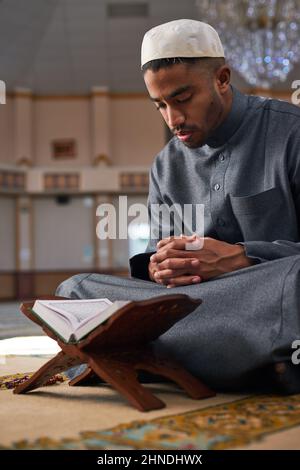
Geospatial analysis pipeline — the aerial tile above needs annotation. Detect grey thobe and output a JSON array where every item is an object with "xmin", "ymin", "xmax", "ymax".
[{"xmin": 56, "ymin": 87, "xmax": 300, "ymax": 392}]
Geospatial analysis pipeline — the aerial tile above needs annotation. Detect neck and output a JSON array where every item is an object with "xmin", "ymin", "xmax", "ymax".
[
  {"xmin": 204, "ymin": 86, "xmax": 248, "ymax": 149},
  {"xmin": 204, "ymin": 86, "xmax": 233, "ymax": 144},
  {"xmin": 220, "ymin": 86, "xmax": 233, "ymax": 126}
]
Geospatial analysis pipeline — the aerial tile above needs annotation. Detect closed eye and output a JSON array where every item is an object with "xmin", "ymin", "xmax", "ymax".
[
  {"xmin": 155, "ymin": 94, "xmax": 192, "ymax": 110},
  {"xmin": 176, "ymin": 94, "xmax": 192, "ymax": 103}
]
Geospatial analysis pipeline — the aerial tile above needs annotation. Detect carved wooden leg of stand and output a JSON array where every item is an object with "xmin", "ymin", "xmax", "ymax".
[
  {"xmin": 108, "ymin": 348, "xmax": 215, "ymax": 400},
  {"xmin": 137, "ymin": 355, "xmax": 215, "ymax": 399},
  {"xmin": 13, "ymin": 351, "xmax": 82, "ymax": 394},
  {"xmin": 88, "ymin": 353, "xmax": 166, "ymax": 412}
]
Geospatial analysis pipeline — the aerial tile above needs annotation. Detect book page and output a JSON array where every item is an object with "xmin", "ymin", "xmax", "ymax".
[{"xmin": 40, "ymin": 299, "xmax": 113, "ymax": 328}]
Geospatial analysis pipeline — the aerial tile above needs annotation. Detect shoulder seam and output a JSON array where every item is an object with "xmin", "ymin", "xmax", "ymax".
[{"xmin": 247, "ymin": 99, "xmax": 300, "ymax": 118}]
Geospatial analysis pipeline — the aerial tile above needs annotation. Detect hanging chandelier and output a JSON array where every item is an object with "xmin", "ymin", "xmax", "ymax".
[{"xmin": 195, "ymin": 0, "xmax": 300, "ymax": 88}]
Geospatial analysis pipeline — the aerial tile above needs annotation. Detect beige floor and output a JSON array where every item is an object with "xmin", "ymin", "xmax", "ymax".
[
  {"xmin": 1, "ymin": 356, "xmax": 300, "ymax": 449},
  {"xmin": 0, "ymin": 355, "xmax": 245, "ymax": 447}
]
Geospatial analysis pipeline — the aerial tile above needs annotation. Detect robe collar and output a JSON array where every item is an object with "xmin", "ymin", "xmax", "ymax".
[{"xmin": 204, "ymin": 85, "xmax": 248, "ymax": 149}]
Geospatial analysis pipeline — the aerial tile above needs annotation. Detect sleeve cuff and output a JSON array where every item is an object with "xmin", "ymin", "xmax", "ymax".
[
  {"xmin": 129, "ymin": 252, "xmax": 156, "ymax": 281},
  {"xmin": 236, "ymin": 242, "xmax": 271, "ymax": 264}
]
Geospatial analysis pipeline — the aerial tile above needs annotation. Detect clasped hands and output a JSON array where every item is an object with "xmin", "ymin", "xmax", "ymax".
[{"xmin": 148, "ymin": 234, "xmax": 254, "ymax": 288}]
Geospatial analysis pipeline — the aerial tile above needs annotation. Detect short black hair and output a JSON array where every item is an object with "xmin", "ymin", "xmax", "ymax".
[{"xmin": 141, "ymin": 57, "xmax": 225, "ymax": 74}]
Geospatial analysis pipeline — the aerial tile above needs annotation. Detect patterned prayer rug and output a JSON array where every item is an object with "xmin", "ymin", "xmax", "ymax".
[
  {"xmin": 0, "ymin": 371, "xmax": 68, "ymax": 390},
  {"xmin": 1, "ymin": 373, "xmax": 300, "ymax": 450}
]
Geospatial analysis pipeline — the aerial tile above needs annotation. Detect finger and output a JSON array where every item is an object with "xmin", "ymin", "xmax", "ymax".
[
  {"xmin": 185, "ymin": 237, "xmax": 205, "ymax": 251},
  {"xmin": 167, "ymin": 275, "xmax": 202, "ymax": 288},
  {"xmin": 154, "ymin": 267, "xmax": 197, "ymax": 280},
  {"xmin": 155, "ymin": 278, "xmax": 165, "ymax": 285},
  {"xmin": 156, "ymin": 234, "xmax": 197, "ymax": 250},
  {"xmin": 151, "ymin": 249, "xmax": 199, "ymax": 263},
  {"xmin": 157, "ymin": 236, "xmax": 198, "ymax": 252},
  {"xmin": 152, "ymin": 246, "xmax": 214, "ymax": 263},
  {"xmin": 157, "ymin": 257, "xmax": 200, "ymax": 271},
  {"xmin": 156, "ymin": 235, "xmax": 184, "ymax": 250},
  {"xmin": 156, "ymin": 236, "xmax": 176, "ymax": 249}
]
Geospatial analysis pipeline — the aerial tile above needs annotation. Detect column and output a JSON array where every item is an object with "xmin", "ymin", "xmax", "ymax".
[
  {"xmin": 90, "ymin": 86, "xmax": 112, "ymax": 166},
  {"xmin": 13, "ymin": 87, "xmax": 33, "ymax": 165},
  {"xmin": 15, "ymin": 196, "xmax": 35, "ymax": 298}
]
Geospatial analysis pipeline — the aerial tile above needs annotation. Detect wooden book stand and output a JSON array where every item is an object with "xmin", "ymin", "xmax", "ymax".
[{"xmin": 14, "ymin": 294, "xmax": 215, "ymax": 411}]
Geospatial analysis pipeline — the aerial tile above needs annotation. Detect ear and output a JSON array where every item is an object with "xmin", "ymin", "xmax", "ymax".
[{"xmin": 216, "ymin": 65, "xmax": 231, "ymax": 94}]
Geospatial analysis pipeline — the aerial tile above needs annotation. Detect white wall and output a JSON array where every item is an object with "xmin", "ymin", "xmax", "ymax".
[
  {"xmin": 111, "ymin": 98, "xmax": 165, "ymax": 166},
  {"xmin": 0, "ymin": 95, "xmax": 165, "ymax": 168},
  {"xmin": 33, "ymin": 196, "xmax": 94, "ymax": 270},
  {"xmin": 34, "ymin": 99, "xmax": 92, "ymax": 167}
]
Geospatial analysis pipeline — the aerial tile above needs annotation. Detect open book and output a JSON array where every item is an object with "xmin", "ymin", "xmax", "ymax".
[{"xmin": 31, "ymin": 298, "xmax": 130, "ymax": 343}]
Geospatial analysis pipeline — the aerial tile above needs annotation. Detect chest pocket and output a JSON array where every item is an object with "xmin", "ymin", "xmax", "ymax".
[{"xmin": 229, "ymin": 187, "xmax": 295, "ymax": 241}]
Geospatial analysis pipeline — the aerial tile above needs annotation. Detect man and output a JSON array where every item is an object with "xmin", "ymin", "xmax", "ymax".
[{"xmin": 56, "ymin": 19, "xmax": 300, "ymax": 392}]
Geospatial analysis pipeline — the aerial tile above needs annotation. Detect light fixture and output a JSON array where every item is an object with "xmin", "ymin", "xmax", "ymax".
[{"xmin": 195, "ymin": 0, "xmax": 300, "ymax": 88}]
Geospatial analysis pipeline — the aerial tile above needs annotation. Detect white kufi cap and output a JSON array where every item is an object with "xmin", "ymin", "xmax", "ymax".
[{"xmin": 141, "ymin": 19, "xmax": 224, "ymax": 67}]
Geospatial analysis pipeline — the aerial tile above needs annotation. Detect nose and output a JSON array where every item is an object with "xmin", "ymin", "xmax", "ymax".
[{"xmin": 166, "ymin": 105, "xmax": 185, "ymax": 129}]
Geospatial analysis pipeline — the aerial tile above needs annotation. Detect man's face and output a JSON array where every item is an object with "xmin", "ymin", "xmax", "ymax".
[{"xmin": 144, "ymin": 63, "xmax": 228, "ymax": 148}]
